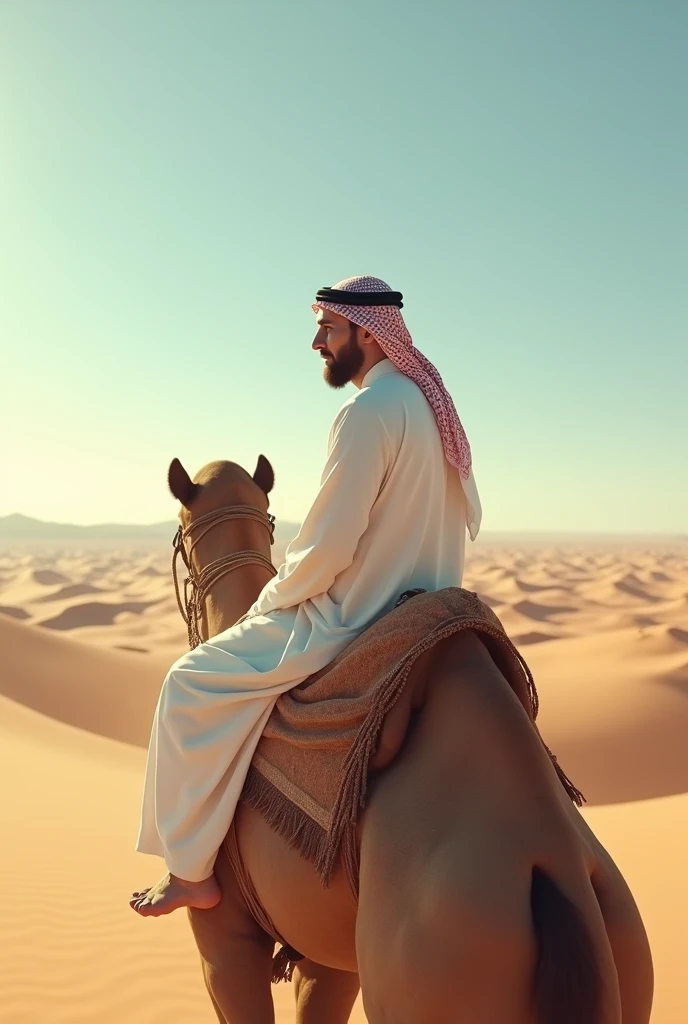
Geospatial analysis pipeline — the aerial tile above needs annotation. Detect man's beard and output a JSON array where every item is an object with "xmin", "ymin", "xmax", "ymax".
[{"xmin": 323, "ymin": 328, "xmax": 365, "ymax": 389}]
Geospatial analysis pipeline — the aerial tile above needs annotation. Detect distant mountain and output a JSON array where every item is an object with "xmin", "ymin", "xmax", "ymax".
[
  {"xmin": 0, "ymin": 513, "xmax": 174, "ymax": 541},
  {"xmin": 0, "ymin": 514, "xmax": 682, "ymax": 548},
  {"xmin": 0, "ymin": 513, "xmax": 302, "ymax": 546}
]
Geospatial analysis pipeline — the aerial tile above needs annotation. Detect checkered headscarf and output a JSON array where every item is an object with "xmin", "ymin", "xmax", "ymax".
[{"xmin": 313, "ymin": 275, "xmax": 481, "ymax": 539}]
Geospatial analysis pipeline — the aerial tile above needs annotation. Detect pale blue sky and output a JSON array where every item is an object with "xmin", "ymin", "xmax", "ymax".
[{"xmin": 1, "ymin": 1, "xmax": 686, "ymax": 532}]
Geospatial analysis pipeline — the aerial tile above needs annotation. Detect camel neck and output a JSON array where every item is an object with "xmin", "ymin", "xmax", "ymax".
[{"xmin": 187, "ymin": 517, "xmax": 274, "ymax": 639}]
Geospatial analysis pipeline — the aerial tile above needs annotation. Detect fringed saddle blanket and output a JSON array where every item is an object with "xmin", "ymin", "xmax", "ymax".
[{"xmin": 233, "ymin": 588, "xmax": 584, "ymax": 912}]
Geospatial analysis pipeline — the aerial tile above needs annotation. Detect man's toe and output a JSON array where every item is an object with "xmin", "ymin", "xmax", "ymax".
[{"xmin": 139, "ymin": 900, "xmax": 162, "ymax": 917}]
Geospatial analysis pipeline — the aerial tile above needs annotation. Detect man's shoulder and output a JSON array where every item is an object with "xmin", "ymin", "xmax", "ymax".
[
  {"xmin": 331, "ymin": 389, "xmax": 383, "ymax": 438},
  {"xmin": 372, "ymin": 368, "xmax": 421, "ymax": 393},
  {"xmin": 334, "ymin": 376, "xmax": 400, "ymax": 415},
  {"xmin": 331, "ymin": 371, "xmax": 428, "ymax": 436},
  {"xmin": 363, "ymin": 370, "xmax": 430, "ymax": 420}
]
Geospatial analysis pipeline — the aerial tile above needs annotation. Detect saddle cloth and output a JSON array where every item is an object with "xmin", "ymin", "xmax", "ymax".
[{"xmin": 235, "ymin": 587, "xmax": 584, "ymax": 897}]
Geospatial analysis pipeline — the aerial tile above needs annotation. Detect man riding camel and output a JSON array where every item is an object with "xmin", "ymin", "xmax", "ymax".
[{"xmin": 131, "ymin": 274, "xmax": 481, "ymax": 917}]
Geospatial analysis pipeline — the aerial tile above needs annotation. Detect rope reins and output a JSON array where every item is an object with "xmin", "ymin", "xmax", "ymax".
[{"xmin": 172, "ymin": 504, "xmax": 277, "ymax": 649}]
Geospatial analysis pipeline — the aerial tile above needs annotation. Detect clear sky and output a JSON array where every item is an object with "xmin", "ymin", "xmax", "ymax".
[{"xmin": 1, "ymin": 1, "xmax": 686, "ymax": 533}]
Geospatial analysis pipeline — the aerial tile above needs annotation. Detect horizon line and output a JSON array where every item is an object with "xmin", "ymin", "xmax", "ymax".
[{"xmin": 0, "ymin": 512, "xmax": 685, "ymax": 541}]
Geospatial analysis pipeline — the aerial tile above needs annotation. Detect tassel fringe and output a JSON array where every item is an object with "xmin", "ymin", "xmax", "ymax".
[
  {"xmin": 546, "ymin": 746, "xmax": 587, "ymax": 807},
  {"xmin": 271, "ymin": 944, "xmax": 305, "ymax": 984},
  {"xmin": 242, "ymin": 616, "xmax": 586, "ymax": 896},
  {"xmin": 242, "ymin": 766, "xmax": 330, "ymax": 870}
]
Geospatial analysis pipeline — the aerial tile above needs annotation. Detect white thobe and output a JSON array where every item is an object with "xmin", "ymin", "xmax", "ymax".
[{"xmin": 136, "ymin": 359, "xmax": 481, "ymax": 880}]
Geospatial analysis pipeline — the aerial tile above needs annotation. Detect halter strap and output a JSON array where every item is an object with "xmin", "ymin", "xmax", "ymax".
[{"xmin": 172, "ymin": 504, "xmax": 277, "ymax": 649}]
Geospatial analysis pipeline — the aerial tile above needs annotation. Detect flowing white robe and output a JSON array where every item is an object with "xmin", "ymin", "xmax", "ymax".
[{"xmin": 136, "ymin": 359, "xmax": 481, "ymax": 880}]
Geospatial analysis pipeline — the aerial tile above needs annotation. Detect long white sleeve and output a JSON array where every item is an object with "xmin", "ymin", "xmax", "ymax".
[{"xmin": 248, "ymin": 396, "xmax": 391, "ymax": 617}]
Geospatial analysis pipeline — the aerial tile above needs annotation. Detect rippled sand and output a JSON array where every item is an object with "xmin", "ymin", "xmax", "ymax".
[{"xmin": 1, "ymin": 540, "xmax": 686, "ymax": 1022}]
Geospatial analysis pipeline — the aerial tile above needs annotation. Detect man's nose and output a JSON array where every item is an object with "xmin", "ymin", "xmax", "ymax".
[{"xmin": 312, "ymin": 330, "xmax": 326, "ymax": 351}]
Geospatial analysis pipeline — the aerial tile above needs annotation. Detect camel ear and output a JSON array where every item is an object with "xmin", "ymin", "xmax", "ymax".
[
  {"xmin": 252, "ymin": 454, "xmax": 275, "ymax": 496},
  {"xmin": 168, "ymin": 458, "xmax": 200, "ymax": 508}
]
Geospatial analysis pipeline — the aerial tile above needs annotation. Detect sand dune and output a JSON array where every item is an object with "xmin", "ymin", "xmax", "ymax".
[
  {"xmin": 0, "ymin": 604, "xmax": 31, "ymax": 620},
  {"xmin": 528, "ymin": 623, "xmax": 688, "ymax": 804},
  {"xmin": 0, "ymin": 540, "xmax": 686, "ymax": 1022},
  {"xmin": 0, "ymin": 616, "xmax": 167, "ymax": 747},
  {"xmin": 0, "ymin": 548, "xmax": 188, "ymax": 650},
  {"xmin": 31, "ymin": 568, "xmax": 71, "ymax": 585},
  {"xmin": 33, "ymin": 581, "xmax": 106, "ymax": 602},
  {"xmin": 514, "ymin": 578, "xmax": 577, "ymax": 594},
  {"xmin": 510, "ymin": 629, "xmax": 561, "ymax": 645},
  {"xmin": 38, "ymin": 598, "xmax": 165, "ymax": 630}
]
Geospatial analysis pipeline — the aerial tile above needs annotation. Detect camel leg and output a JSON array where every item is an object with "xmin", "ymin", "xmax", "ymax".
[
  {"xmin": 293, "ymin": 959, "xmax": 360, "ymax": 1024},
  {"xmin": 187, "ymin": 839, "xmax": 275, "ymax": 1024}
]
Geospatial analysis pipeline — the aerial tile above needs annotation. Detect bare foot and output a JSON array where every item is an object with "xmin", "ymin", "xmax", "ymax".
[{"xmin": 129, "ymin": 872, "xmax": 221, "ymax": 917}]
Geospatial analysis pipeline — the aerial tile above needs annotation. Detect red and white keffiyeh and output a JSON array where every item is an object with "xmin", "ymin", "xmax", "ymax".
[{"xmin": 313, "ymin": 275, "xmax": 481, "ymax": 539}]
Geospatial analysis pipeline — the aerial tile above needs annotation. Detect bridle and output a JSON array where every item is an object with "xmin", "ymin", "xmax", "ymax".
[{"xmin": 172, "ymin": 504, "xmax": 277, "ymax": 649}]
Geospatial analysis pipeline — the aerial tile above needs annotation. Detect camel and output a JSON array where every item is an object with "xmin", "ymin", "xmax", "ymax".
[{"xmin": 164, "ymin": 454, "xmax": 654, "ymax": 1024}]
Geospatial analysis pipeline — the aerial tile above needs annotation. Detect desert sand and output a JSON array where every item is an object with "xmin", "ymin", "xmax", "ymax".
[{"xmin": 1, "ymin": 538, "xmax": 687, "ymax": 1023}]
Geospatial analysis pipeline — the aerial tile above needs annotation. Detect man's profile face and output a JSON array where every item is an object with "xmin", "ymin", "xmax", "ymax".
[{"xmin": 312, "ymin": 309, "xmax": 365, "ymax": 389}]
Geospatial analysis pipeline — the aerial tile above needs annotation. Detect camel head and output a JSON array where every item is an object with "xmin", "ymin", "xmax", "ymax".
[
  {"xmin": 167, "ymin": 455, "xmax": 275, "ymax": 530},
  {"xmin": 167, "ymin": 455, "xmax": 277, "ymax": 644}
]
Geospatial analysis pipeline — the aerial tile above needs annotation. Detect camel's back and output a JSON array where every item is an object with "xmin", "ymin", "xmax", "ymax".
[
  {"xmin": 234, "ymin": 628, "xmax": 652, "ymax": 1020},
  {"xmin": 232, "ymin": 629, "xmax": 582, "ymax": 971}
]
